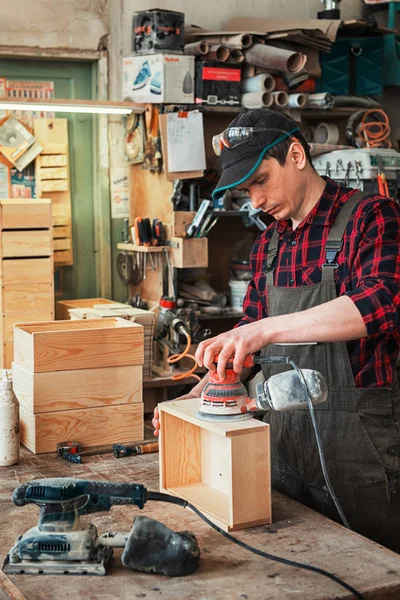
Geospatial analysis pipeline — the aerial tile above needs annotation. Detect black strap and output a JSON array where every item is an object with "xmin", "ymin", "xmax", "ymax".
[
  {"xmin": 266, "ymin": 226, "xmax": 279, "ymax": 286},
  {"xmin": 349, "ymin": 43, "xmax": 361, "ymax": 96},
  {"xmin": 321, "ymin": 190, "xmax": 366, "ymax": 282},
  {"xmin": 265, "ymin": 190, "xmax": 366, "ymax": 286}
]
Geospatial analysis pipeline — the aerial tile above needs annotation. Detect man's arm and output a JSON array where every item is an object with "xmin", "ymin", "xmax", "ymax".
[{"xmin": 195, "ymin": 296, "xmax": 365, "ymax": 378}]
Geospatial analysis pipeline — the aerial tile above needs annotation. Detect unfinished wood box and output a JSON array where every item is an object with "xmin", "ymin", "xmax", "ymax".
[
  {"xmin": 0, "ymin": 199, "xmax": 54, "ymax": 368},
  {"xmin": 170, "ymin": 237, "xmax": 208, "ymax": 269},
  {"xmin": 56, "ymin": 298, "xmax": 121, "ymax": 320},
  {"xmin": 159, "ymin": 398, "xmax": 271, "ymax": 532},
  {"xmin": 19, "ymin": 403, "xmax": 144, "ymax": 454},
  {"xmin": 12, "ymin": 317, "xmax": 145, "ymax": 453},
  {"xmin": 13, "ymin": 318, "xmax": 144, "ymax": 373},
  {"xmin": 12, "ymin": 362, "xmax": 143, "ymax": 413},
  {"xmin": 171, "ymin": 211, "xmax": 196, "ymax": 238}
]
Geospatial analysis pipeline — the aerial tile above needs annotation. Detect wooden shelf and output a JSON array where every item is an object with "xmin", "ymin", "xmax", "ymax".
[{"xmin": 117, "ymin": 243, "xmax": 170, "ymax": 253}]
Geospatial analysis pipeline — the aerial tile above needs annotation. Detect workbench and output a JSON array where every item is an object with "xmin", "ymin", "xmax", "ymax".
[{"xmin": 1, "ymin": 447, "xmax": 400, "ymax": 600}]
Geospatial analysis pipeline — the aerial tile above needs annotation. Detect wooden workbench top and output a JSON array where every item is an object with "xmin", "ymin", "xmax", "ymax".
[{"xmin": 1, "ymin": 447, "xmax": 400, "ymax": 600}]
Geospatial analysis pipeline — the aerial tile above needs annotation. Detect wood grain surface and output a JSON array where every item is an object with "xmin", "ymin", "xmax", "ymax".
[
  {"xmin": 20, "ymin": 402, "xmax": 144, "ymax": 453},
  {"xmin": 13, "ymin": 363, "xmax": 143, "ymax": 413}
]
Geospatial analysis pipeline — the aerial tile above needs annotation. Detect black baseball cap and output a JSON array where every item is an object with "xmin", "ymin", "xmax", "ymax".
[{"xmin": 212, "ymin": 109, "xmax": 300, "ymax": 200}]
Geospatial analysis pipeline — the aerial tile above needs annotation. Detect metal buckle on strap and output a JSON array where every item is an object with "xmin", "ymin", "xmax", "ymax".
[{"xmin": 322, "ymin": 240, "xmax": 343, "ymax": 269}]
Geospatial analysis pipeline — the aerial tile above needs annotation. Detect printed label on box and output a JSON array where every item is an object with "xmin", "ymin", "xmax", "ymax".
[{"xmin": 123, "ymin": 54, "xmax": 194, "ymax": 104}]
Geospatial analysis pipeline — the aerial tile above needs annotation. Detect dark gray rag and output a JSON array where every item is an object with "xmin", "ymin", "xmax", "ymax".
[{"xmin": 121, "ymin": 515, "xmax": 200, "ymax": 577}]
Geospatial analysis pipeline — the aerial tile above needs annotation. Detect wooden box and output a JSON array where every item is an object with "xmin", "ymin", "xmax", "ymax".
[
  {"xmin": 0, "ymin": 199, "xmax": 52, "ymax": 230},
  {"xmin": 19, "ymin": 403, "xmax": 144, "ymax": 454},
  {"xmin": 12, "ymin": 363, "xmax": 143, "ymax": 413},
  {"xmin": 170, "ymin": 237, "xmax": 208, "ymax": 269},
  {"xmin": 171, "ymin": 211, "xmax": 196, "ymax": 237},
  {"xmin": 0, "ymin": 200, "xmax": 54, "ymax": 368},
  {"xmin": 13, "ymin": 318, "xmax": 144, "ymax": 373},
  {"xmin": 56, "ymin": 298, "xmax": 120, "ymax": 320},
  {"xmin": 159, "ymin": 398, "xmax": 271, "ymax": 532}
]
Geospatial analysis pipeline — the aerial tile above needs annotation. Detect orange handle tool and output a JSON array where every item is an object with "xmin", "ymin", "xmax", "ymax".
[{"xmin": 134, "ymin": 217, "xmax": 142, "ymax": 246}]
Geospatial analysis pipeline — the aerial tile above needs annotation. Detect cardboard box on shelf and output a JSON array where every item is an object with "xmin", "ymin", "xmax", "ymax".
[
  {"xmin": 195, "ymin": 62, "xmax": 241, "ymax": 106},
  {"xmin": 132, "ymin": 8, "xmax": 184, "ymax": 55},
  {"xmin": 122, "ymin": 54, "xmax": 194, "ymax": 104}
]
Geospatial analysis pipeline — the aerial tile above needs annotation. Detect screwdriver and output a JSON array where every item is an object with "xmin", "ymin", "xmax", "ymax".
[{"xmin": 113, "ymin": 442, "xmax": 159, "ymax": 458}]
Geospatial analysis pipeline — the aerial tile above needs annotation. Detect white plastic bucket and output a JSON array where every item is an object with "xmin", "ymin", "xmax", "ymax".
[{"xmin": 229, "ymin": 279, "xmax": 248, "ymax": 311}]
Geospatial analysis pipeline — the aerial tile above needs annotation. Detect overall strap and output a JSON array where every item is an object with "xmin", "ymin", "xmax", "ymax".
[
  {"xmin": 266, "ymin": 225, "xmax": 279, "ymax": 286},
  {"xmin": 321, "ymin": 190, "xmax": 366, "ymax": 282}
]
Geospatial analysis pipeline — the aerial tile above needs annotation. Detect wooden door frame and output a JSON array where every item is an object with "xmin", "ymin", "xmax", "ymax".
[{"xmin": 0, "ymin": 46, "xmax": 112, "ymax": 298}]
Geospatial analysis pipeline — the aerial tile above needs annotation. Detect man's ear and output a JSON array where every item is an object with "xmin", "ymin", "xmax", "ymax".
[{"xmin": 289, "ymin": 140, "xmax": 307, "ymax": 170}]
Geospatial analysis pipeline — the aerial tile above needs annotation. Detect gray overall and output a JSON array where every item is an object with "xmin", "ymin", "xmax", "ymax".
[{"xmin": 261, "ymin": 191, "xmax": 400, "ymax": 552}]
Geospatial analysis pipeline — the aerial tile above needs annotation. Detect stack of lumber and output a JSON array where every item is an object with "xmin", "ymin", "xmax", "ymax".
[
  {"xmin": 0, "ymin": 199, "xmax": 54, "ymax": 368},
  {"xmin": 12, "ymin": 318, "xmax": 144, "ymax": 453},
  {"xmin": 68, "ymin": 302, "xmax": 156, "ymax": 381}
]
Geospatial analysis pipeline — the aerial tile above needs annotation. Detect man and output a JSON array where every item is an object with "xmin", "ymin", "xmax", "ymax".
[{"xmin": 153, "ymin": 108, "xmax": 400, "ymax": 552}]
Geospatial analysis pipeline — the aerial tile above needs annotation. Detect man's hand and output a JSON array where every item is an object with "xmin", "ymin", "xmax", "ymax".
[
  {"xmin": 152, "ymin": 393, "xmax": 198, "ymax": 437},
  {"xmin": 152, "ymin": 375, "xmax": 210, "ymax": 436},
  {"xmin": 195, "ymin": 320, "xmax": 268, "ymax": 379}
]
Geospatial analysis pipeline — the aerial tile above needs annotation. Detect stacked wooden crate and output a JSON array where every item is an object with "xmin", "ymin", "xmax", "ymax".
[
  {"xmin": 0, "ymin": 199, "xmax": 54, "ymax": 368},
  {"xmin": 12, "ymin": 317, "xmax": 144, "ymax": 453},
  {"xmin": 34, "ymin": 118, "xmax": 73, "ymax": 267}
]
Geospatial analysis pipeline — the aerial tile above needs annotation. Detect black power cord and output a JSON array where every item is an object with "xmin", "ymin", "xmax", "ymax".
[
  {"xmin": 287, "ymin": 359, "xmax": 351, "ymax": 530},
  {"xmin": 148, "ymin": 491, "xmax": 365, "ymax": 599}
]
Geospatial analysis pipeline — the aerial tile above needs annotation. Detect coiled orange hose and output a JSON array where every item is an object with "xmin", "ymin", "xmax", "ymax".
[
  {"xmin": 167, "ymin": 329, "xmax": 202, "ymax": 382},
  {"xmin": 358, "ymin": 109, "xmax": 391, "ymax": 148}
]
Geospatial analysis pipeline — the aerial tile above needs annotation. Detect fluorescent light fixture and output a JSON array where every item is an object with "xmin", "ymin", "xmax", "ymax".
[{"xmin": 0, "ymin": 99, "xmax": 144, "ymax": 116}]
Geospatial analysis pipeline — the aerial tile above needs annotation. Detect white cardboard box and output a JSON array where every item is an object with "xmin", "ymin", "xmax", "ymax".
[{"xmin": 122, "ymin": 54, "xmax": 194, "ymax": 104}]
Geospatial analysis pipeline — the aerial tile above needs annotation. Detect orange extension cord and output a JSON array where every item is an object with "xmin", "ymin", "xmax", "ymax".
[
  {"xmin": 167, "ymin": 329, "xmax": 202, "ymax": 382},
  {"xmin": 358, "ymin": 109, "xmax": 392, "ymax": 148}
]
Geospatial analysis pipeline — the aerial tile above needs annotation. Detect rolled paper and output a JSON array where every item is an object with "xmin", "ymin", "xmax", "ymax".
[
  {"xmin": 184, "ymin": 41, "xmax": 210, "ymax": 56},
  {"xmin": 242, "ymin": 73, "xmax": 275, "ymax": 93},
  {"xmin": 272, "ymin": 90, "xmax": 289, "ymax": 107},
  {"xmin": 244, "ymin": 43, "xmax": 307, "ymax": 74},
  {"xmin": 241, "ymin": 91, "xmax": 273, "ymax": 109}
]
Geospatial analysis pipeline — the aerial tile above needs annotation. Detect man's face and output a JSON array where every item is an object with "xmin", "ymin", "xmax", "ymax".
[{"xmin": 236, "ymin": 145, "xmax": 304, "ymax": 221}]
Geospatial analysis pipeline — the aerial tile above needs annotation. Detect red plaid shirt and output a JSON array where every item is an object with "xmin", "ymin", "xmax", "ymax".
[{"xmin": 238, "ymin": 177, "xmax": 400, "ymax": 388}]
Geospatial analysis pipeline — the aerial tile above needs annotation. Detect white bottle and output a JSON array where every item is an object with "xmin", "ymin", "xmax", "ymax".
[{"xmin": 0, "ymin": 371, "xmax": 19, "ymax": 466}]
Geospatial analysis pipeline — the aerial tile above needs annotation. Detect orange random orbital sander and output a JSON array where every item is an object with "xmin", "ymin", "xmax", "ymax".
[{"xmin": 198, "ymin": 354, "xmax": 256, "ymax": 421}]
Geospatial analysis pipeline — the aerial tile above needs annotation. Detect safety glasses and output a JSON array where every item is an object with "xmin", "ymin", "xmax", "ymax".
[{"xmin": 212, "ymin": 127, "xmax": 295, "ymax": 156}]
